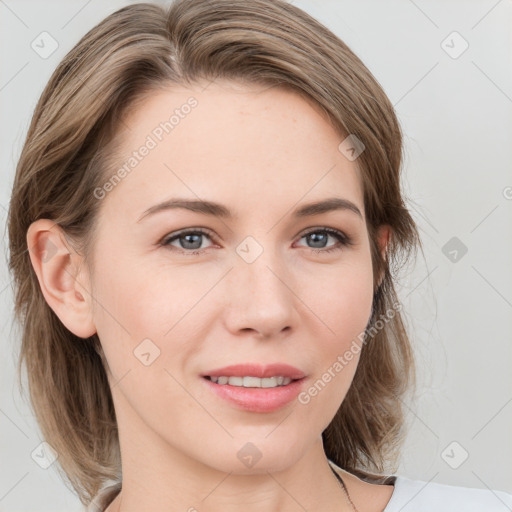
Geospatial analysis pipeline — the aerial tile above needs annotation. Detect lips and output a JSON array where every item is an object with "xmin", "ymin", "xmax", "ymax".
[
  {"xmin": 201, "ymin": 370, "xmax": 306, "ymax": 413},
  {"xmin": 201, "ymin": 363, "xmax": 306, "ymax": 380}
]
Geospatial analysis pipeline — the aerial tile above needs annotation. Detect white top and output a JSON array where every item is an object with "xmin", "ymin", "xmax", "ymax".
[
  {"xmin": 85, "ymin": 475, "xmax": 512, "ymax": 511},
  {"xmin": 382, "ymin": 475, "xmax": 512, "ymax": 511}
]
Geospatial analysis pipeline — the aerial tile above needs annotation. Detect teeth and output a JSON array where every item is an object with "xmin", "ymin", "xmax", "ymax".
[{"xmin": 208, "ymin": 376, "xmax": 293, "ymax": 387}]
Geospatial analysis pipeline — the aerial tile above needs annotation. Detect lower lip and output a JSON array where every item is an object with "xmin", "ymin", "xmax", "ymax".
[{"xmin": 201, "ymin": 376, "xmax": 306, "ymax": 413}]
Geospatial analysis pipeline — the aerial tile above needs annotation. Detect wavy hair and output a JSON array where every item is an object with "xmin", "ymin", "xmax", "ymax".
[{"xmin": 8, "ymin": 0, "xmax": 421, "ymax": 505}]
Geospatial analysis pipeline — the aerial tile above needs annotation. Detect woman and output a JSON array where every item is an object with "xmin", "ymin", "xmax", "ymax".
[{"xmin": 7, "ymin": 1, "xmax": 512, "ymax": 511}]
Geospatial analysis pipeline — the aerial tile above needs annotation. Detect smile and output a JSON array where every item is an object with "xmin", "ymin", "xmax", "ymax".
[{"xmin": 205, "ymin": 375, "xmax": 293, "ymax": 387}]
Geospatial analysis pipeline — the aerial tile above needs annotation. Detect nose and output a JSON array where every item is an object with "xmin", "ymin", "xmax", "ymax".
[{"xmin": 222, "ymin": 244, "xmax": 298, "ymax": 339}]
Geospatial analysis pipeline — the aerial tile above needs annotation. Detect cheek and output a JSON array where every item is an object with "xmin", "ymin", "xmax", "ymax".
[
  {"xmin": 297, "ymin": 256, "xmax": 374, "ymax": 389},
  {"xmin": 90, "ymin": 248, "xmax": 211, "ymax": 379},
  {"xmin": 91, "ymin": 263, "xmax": 191, "ymax": 422},
  {"xmin": 289, "ymin": 265, "xmax": 375, "ymax": 439},
  {"xmin": 306, "ymin": 260, "xmax": 375, "ymax": 345}
]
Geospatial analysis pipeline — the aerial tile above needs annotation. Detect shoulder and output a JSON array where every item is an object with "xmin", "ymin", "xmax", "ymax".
[{"xmin": 385, "ymin": 475, "xmax": 512, "ymax": 512}]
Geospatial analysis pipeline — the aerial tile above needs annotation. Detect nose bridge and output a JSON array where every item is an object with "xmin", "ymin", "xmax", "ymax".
[
  {"xmin": 223, "ymin": 232, "xmax": 295, "ymax": 335},
  {"xmin": 235, "ymin": 232, "xmax": 287, "ymax": 297}
]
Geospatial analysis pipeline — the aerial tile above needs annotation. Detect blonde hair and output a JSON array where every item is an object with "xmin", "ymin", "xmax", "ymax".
[{"xmin": 8, "ymin": 0, "xmax": 421, "ymax": 505}]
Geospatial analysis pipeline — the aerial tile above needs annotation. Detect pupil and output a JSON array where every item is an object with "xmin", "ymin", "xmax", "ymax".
[
  {"xmin": 309, "ymin": 233, "xmax": 327, "ymax": 248},
  {"xmin": 183, "ymin": 234, "xmax": 201, "ymax": 249}
]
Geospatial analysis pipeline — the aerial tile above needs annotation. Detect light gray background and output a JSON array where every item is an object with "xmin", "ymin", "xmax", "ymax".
[{"xmin": 1, "ymin": 0, "xmax": 511, "ymax": 510}]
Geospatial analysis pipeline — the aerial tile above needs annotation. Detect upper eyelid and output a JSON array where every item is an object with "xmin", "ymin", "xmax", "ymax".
[{"xmin": 162, "ymin": 227, "xmax": 214, "ymax": 242}]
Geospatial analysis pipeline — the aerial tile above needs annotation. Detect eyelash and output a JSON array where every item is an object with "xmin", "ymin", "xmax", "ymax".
[{"xmin": 160, "ymin": 227, "xmax": 353, "ymax": 256}]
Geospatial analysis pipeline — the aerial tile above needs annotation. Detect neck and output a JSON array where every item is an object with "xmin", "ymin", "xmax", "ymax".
[{"xmin": 107, "ymin": 437, "xmax": 353, "ymax": 512}]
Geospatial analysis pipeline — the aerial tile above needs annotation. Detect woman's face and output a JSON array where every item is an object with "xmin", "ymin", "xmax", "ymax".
[{"xmin": 86, "ymin": 80, "xmax": 387, "ymax": 474}]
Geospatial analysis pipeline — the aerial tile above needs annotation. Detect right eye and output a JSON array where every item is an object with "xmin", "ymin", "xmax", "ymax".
[{"xmin": 160, "ymin": 228, "xmax": 216, "ymax": 255}]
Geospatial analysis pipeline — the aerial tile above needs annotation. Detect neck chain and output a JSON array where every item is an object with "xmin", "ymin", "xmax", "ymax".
[{"xmin": 330, "ymin": 465, "xmax": 359, "ymax": 512}]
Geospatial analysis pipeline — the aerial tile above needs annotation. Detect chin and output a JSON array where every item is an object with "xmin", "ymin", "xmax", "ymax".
[{"xmin": 196, "ymin": 435, "xmax": 310, "ymax": 475}]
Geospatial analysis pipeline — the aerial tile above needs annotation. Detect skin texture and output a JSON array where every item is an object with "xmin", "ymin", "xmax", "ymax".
[{"xmin": 27, "ymin": 80, "xmax": 394, "ymax": 512}]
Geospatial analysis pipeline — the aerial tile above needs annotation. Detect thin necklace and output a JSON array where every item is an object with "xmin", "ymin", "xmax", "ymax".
[{"xmin": 330, "ymin": 465, "xmax": 359, "ymax": 512}]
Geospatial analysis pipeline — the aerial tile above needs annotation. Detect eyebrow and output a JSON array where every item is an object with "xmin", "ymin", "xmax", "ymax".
[{"xmin": 137, "ymin": 196, "xmax": 363, "ymax": 222}]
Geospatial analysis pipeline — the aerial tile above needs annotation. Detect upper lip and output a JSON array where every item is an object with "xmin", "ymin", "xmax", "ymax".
[{"xmin": 202, "ymin": 363, "xmax": 306, "ymax": 380}]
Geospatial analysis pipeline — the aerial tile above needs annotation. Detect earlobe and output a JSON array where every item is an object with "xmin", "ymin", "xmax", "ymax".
[
  {"xmin": 26, "ymin": 219, "xmax": 97, "ymax": 339},
  {"xmin": 379, "ymin": 225, "xmax": 391, "ymax": 262},
  {"xmin": 376, "ymin": 225, "xmax": 391, "ymax": 288}
]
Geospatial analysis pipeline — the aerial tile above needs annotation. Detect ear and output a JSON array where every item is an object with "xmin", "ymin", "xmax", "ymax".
[
  {"xmin": 376, "ymin": 224, "xmax": 391, "ymax": 288},
  {"xmin": 26, "ymin": 219, "xmax": 97, "ymax": 339}
]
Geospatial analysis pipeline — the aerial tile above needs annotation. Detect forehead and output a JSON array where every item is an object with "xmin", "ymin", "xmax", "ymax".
[{"xmin": 103, "ymin": 79, "xmax": 364, "ymax": 221}]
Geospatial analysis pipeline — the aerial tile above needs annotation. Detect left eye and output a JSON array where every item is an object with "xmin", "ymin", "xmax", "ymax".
[
  {"xmin": 161, "ymin": 228, "xmax": 352, "ymax": 255},
  {"xmin": 296, "ymin": 228, "xmax": 350, "ymax": 253}
]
